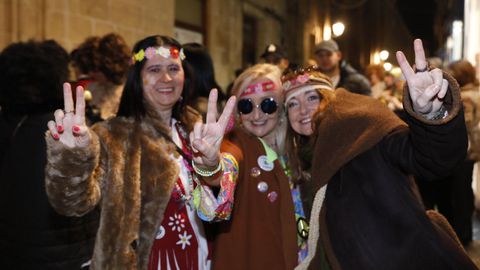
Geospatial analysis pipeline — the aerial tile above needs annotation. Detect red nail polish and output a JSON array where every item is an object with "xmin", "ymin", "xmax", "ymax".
[
  {"xmin": 57, "ymin": 125, "xmax": 63, "ymax": 132},
  {"xmin": 73, "ymin": 126, "xmax": 80, "ymax": 133},
  {"xmin": 53, "ymin": 134, "xmax": 60, "ymax": 140}
]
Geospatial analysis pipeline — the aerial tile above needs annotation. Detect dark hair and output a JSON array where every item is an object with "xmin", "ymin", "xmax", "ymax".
[
  {"xmin": 117, "ymin": 35, "xmax": 194, "ymax": 126},
  {"xmin": 447, "ymin": 60, "xmax": 479, "ymax": 88},
  {"xmin": 97, "ymin": 33, "xmax": 131, "ymax": 84},
  {"xmin": 71, "ymin": 36, "xmax": 100, "ymax": 74},
  {"xmin": 0, "ymin": 40, "xmax": 69, "ymax": 115},
  {"xmin": 183, "ymin": 43, "xmax": 225, "ymax": 101}
]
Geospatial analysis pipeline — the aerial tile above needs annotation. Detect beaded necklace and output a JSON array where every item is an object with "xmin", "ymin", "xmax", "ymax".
[{"xmin": 170, "ymin": 121, "xmax": 196, "ymax": 208}]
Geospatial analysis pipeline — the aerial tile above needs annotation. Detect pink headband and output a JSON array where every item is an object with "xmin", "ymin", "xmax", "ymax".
[{"xmin": 240, "ymin": 81, "xmax": 276, "ymax": 97}]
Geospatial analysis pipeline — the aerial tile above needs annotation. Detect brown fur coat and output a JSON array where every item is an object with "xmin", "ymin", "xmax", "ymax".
[{"xmin": 45, "ymin": 114, "xmax": 180, "ymax": 270}]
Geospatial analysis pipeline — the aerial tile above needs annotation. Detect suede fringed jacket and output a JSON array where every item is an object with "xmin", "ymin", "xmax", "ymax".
[
  {"xmin": 45, "ymin": 112, "xmax": 184, "ymax": 270},
  {"xmin": 297, "ymin": 72, "xmax": 478, "ymax": 270}
]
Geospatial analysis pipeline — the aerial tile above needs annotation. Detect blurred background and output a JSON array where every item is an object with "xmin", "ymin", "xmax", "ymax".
[{"xmin": 0, "ymin": 0, "xmax": 474, "ymax": 89}]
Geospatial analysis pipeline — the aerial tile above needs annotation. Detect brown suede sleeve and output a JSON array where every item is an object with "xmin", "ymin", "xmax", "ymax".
[
  {"xmin": 44, "ymin": 129, "xmax": 102, "ymax": 217},
  {"xmin": 403, "ymin": 71, "xmax": 461, "ymax": 125}
]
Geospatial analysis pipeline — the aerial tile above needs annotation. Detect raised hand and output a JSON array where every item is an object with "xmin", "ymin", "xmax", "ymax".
[
  {"xmin": 47, "ymin": 83, "xmax": 90, "ymax": 148},
  {"xmin": 396, "ymin": 39, "xmax": 448, "ymax": 117},
  {"xmin": 190, "ymin": 89, "xmax": 236, "ymax": 168}
]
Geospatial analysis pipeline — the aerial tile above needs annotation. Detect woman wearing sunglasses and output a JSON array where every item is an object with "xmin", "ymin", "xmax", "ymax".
[
  {"xmin": 286, "ymin": 40, "xmax": 477, "ymax": 270},
  {"xmin": 210, "ymin": 64, "xmax": 308, "ymax": 270}
]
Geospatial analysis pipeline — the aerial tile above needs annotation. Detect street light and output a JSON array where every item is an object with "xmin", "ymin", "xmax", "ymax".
[
  {"xmin": 379, "ymin": 50, "xmax": 389, "ymax": 61},
  {"xmin": 332, "ymin": 22, "xmax": 345, "ymax": 37}
]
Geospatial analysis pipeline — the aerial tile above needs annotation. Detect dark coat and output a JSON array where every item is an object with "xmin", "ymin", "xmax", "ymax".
[
  {"xmin": 338, "ymin": 61, "xmax": 371, "ymax": 96},
  {"xmin": 212, "ymin": 129, "xmax": 298, "ymax": 270},
  {"xmin": 0, "ymin": 112, "xmax": 98, "ymax": 269},
  {"xmin": 299, "ymin": 73, "xmax": 477, "ymax": 270}
]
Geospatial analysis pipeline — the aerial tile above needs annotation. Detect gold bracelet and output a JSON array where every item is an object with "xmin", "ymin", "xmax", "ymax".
[{"xmin": 192, "ymin": 160, "xmax": 223, "ymax": 177}]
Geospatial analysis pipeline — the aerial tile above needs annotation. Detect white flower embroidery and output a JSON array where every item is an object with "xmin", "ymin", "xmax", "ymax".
[
  {"xmin": 168, "ymin": 213, "xmax": 186, "ymax": 232},
  {"xmin": 176, "ymin": 231, "xmax": 192, "ymax": 250},
  {"xmin": 155, "ymin": 226, "xmax": 166, "ymax": 239}
]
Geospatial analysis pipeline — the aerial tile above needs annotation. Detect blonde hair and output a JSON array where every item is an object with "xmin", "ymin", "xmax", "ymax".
[{"xmin": 232, "ymin": 64, "xmax": 287, "ymax": 155}]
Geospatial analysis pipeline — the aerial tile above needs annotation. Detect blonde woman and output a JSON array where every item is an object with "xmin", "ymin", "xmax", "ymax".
[{"xmin": 211, "ymin": 64, "xmax": 308, "ymax": 270}]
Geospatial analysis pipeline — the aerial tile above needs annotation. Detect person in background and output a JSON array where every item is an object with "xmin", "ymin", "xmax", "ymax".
[
  {"xmin": 286, "ymin": 39, "xmax": 476, "ymax": 269},
  {"xmin": 212, "ymin": 64, "xmax": 307, "ymax": 270},
  {"xmin": 70, "ymin": 36, "xmax": 102, "ymax": 124},
  {"xmin": 365, "ymin": 64, "xmax": 386, "ymax": 99},
  {"xmin": 45, "ymin": 35, "xmax": 237, "ymax": 269},
  {"xmin": 183, "ymin": 42, "xmax": 226, "ymax": 118},
  {"xmin": 313, "ymin": 39, "xmax": 371, "ymax": 96},
  {"xmin": 260, "ymin": 43, "xmax": 290, "ymax": 74},
  {"xmin": 88, "ymin": 33, "xmax": 131, "ymax": 120},
  {"xmin": 0, "ymin": 40, "xmax": 99, "ymax": 270}
]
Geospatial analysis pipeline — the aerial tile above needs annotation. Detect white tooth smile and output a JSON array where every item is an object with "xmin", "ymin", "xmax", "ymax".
[
  {"xmin": 300, "ymin": 118, "xmax": 311, "ymax": 124},
  {"xmin": 252, "ymin": 121, "xmax": 266, "ymax": 125},
  {"xmin": 156, "ymin": 88, "xmax": 173, "ymax": 93}
]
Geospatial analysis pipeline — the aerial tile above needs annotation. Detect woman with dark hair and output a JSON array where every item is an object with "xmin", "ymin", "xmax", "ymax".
[
  {"xmin": 183, "ymin": 42, "xmax": 226, "ymax": 118},
  {"xmin": 0, "ymin": 40, "xmax": 99, "ymax": 269},
  {"xmin": 285, "ymin": 39, "xmax": 477, "ymax": 269},
  {"xmin": 45, "ymin": 35, "xmax": 237, "ymax": 270}
]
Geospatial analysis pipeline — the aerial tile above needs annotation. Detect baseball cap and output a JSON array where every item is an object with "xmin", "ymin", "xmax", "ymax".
[{"xmin": 314, "ymin": 39, "xmax": 339, "ymax": 54}]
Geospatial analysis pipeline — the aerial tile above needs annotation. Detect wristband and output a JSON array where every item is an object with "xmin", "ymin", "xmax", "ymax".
[{"xmin": 192, "ymin": 160, "xmax": 223, "ymax": 177}]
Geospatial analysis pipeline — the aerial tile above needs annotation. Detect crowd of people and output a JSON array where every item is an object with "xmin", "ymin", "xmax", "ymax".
[{"xmin": 0, "ymin": 31, "xmax": 479, "ymax": 270}]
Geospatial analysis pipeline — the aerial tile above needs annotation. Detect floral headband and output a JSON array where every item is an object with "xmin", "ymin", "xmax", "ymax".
[
  {"xmin": 131, "ymin": 46, "xmax": 186, "ymax": 64},
  {"xmin": 240, "ymin": 81, "xmax": 276, "ymax": 97}
]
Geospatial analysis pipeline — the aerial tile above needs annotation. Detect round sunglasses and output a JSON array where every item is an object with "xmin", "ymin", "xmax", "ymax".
[{"xmin": 237, "ymin": 97, "xmax": 278, "ymax": 115}]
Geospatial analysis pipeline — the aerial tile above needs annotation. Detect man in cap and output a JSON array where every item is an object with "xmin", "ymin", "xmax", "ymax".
[
  {"xmin": 314, "ymin": 39, "xmax": 371, "ymax": 96},
  {"xmin": 260, "ymin": 43, "xmax": 290, "ymax": 73}
]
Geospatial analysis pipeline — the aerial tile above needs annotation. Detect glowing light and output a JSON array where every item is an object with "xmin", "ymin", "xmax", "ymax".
[
  {"xmin": 383, "ymin": 62, "xmax": 392, "ymax": 71},
  {"xmin": 379, "ymin": 50, "xmax": 389, "ymax": 61},
  {"xmin": 332, "ymin": 22, "xmax": 345, "ymax": 37},
  {"xmin": 323, "ymin": 24, "xmax": 332, "ymax": 41}
]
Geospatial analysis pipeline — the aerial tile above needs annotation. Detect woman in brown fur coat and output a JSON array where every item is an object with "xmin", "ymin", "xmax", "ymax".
[
  {"xmin": 45, "ymin": 35, "xmax": 237, "ymax": 270},
  {"xmin": 285, "ymin": 40, "xmax": 478, "ymax": 269}
]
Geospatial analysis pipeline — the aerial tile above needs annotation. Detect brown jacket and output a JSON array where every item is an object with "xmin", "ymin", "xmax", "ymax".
[
  {"xmin": 298, "ymin": 72, "xmax": 477, "ymax": 269},
  {"xmin": 45, "ymin": 115, "xmax": 179, "ymax": 270},
  {"xmin": 212, "ymin": 129, "xmax": 298, "ymax": 270}
]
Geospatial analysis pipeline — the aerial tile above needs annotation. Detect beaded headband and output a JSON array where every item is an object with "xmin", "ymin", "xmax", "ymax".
[
  {"xmin": 240, "ymin": 81, "xmax": 276, "ymax": 97},
  {"xmin": 131, "ymin": 46, "xmax": 186, "ymax": 64}
]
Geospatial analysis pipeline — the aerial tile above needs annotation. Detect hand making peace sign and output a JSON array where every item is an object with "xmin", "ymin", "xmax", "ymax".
[
  {"xmin": 47, "ymin": 83, "xmax": 90, "ymax": 148},
  {"xmin": 190, "ymin": 89, "xmax": 236, "ymax": 169},
  {"xmin": 396, "ymin": 39, "xmax": 449, "ymax": 118}
]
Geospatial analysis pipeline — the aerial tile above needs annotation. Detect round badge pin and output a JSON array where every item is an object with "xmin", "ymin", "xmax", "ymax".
[
  {"xmin": 257, "ymin": 155, "xmax": 274, "ymax": 171},
  {"xmin": 250, "ymin": 167, "xmax": 261, "ymax": 177},
  {"xmin": 257, "ymin": 181, "xmax": 269, "ymax": 193},
  {"xmin": 267, "ymin": 191, "xmax": 278, "ymax": 202}
]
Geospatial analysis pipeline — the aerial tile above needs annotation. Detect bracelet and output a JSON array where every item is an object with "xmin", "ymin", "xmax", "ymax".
[{"xmin": 192, "ymin": 160, "xmax": 223, "ymax": 177}]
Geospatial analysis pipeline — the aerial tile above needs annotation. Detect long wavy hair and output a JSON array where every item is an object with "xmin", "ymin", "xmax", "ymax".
[{"xmin": 116, "ymin": 35, "xmax": 196, "ymax": 130}]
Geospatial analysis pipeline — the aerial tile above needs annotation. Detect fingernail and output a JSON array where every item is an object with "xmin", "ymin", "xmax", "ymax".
[
  {"xmin": 72, "ymin": 125, "xmax": 80, "ymax": 133},
  {"xmin": 57, "ymin": 125, "xmax": 63, "ymax": 133},
  {"xmin": 53, "ymin": 134, "xmax": 60, "ymax": 140}
]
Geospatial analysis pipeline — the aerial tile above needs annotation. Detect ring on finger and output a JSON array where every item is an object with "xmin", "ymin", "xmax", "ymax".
[
  {"xmin": 64, "ymin": 109, "xmax": 74, "ymax": 114},
  {"xmin": 415, "ymin": 66, "xmax": 429, "ymax": 73}
]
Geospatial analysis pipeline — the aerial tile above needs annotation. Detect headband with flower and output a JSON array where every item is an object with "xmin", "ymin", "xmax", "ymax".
[
  {"xmin": 282, "ymin": 73, "xmax": 334, "ymax": 103},
  {"xmin": 131, "ymin": 46, "xmax": 186, "ymax": 64}
]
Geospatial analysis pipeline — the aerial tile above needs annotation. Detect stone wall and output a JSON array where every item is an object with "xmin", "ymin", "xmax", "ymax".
[{"xmin": 0, "ymin": 0, "xmax": 175, "ymax": 51}]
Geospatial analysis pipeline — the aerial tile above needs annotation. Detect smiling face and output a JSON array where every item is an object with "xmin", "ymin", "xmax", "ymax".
[
  {"xmin": 141, "ymin": 47, "xmax": 184, "ymax": 112},
  {"xmin": 286, "ymin": 89, "xmax": 321, "ymax": 136},
  {"xmin": 238, "ymin": 77, "xmax": 283, "ymax": 138}
]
